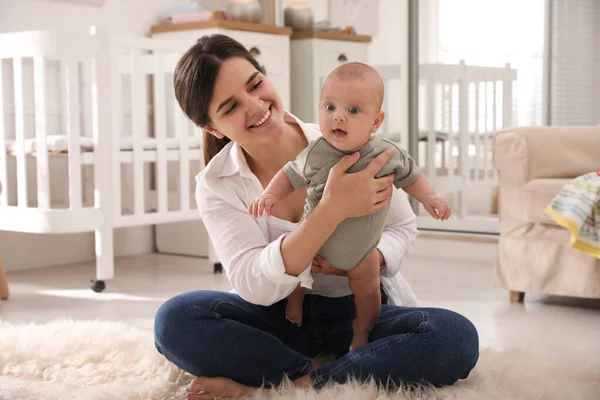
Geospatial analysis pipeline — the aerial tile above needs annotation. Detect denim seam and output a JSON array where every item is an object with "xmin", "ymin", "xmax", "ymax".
[
  {"xmin": 210, "ymin": 300, "xmax": 310, "ymax": 336},
  {"xmin": 192, "ymin": 304, "xmax": 222, "ymax": 318},
  {"xmin": 310, "ymin": 332, "xmax": 416, "ymax": 388},
  {"xmin": 325, "ymin": 310, "xmax": 429, "ymax": 334},
  {"xmin": 418, "ymin": 311, "xmax": 430, "ymax": 333}
]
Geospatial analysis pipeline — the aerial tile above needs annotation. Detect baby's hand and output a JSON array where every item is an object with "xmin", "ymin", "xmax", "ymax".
[
  {"xmin": 423, "ymin": 194, "xmax": 451, "ymax": 221},
  {"xmin": 248, "ymin": 193, "xmax": 279, "ymax": 218}
]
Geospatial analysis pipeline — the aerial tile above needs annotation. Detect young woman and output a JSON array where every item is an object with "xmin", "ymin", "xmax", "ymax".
[{"xmin": 154, "ymin": 34, "xmax": 479, "ymax": 399}]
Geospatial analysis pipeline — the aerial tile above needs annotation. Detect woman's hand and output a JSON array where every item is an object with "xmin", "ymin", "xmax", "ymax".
[
  {"xmin": 321, "ymin": 148, "xmax": 395, "ymax": 222},
  {"xmin": 311, "ymin": 249, "xmax": 385, "ymax": 276},
  {"xmin": 311, "ymin": 255, "xmax": 347, "ymax": 276}
]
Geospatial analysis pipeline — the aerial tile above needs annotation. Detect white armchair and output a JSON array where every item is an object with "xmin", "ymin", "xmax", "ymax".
[{"xmin": 493, "ymin": 126, "xmax": 600, "ymax": 302}]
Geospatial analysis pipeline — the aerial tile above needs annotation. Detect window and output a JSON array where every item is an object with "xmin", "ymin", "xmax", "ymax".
[{"xmin": 434, "ymin": 0, "xmax": 546, "ymax": 126}]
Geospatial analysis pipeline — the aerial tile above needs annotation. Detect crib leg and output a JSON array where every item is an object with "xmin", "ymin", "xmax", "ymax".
[{"xmin": 92, "ymin": 225, "xmax": 114, "ymax": 292}]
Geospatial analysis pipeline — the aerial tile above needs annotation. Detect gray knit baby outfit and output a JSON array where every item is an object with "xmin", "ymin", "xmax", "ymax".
[{"xmin": 282, "ymin": 135, "xmax": 421, "ymax": 270}]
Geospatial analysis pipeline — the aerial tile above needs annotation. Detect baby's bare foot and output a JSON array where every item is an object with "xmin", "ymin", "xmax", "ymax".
[
  {"xmin": 187, "ymin": 377, "xmax": 253, "ymax": 399},
  {"xmin": 285, "ymin": 300, "xmax": 303, "ymax": 327}
]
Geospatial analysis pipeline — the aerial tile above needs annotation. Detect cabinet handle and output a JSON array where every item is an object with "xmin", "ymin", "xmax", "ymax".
[
  {"xmin": 249, "ymin": 47, "xmax": 261, "ymax": 56},
  {"xmin": 337, "ymin": 53, "xmax": 348, "ymax": 62}
]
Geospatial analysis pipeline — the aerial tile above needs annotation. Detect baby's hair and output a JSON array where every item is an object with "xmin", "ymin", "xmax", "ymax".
[{"xmin": 328, "ymin": 62, "xmax": 384, "ymax": 109}]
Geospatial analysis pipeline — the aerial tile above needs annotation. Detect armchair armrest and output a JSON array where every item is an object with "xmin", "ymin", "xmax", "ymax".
[{"xmin": 493, "ymin": 126, "xmax": 600, "ymax": 185}]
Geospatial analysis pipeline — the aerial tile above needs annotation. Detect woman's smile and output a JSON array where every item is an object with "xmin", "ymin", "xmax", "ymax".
[{"xmin": 248, "ymin": 105, "xmax": 273, "ymax": 129}]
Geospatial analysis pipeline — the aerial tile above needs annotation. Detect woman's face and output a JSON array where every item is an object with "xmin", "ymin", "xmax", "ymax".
[{"xmin": 204, "ymin": 57, "xmax": 284, "ymax": 148}]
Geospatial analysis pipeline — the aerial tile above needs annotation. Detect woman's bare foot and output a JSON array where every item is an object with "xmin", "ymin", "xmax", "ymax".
[
  {"xmin": 285, "ymin": 298, "xmax": 303, "ymax": 327},
  {"xmin": 186, "ymin": 375, "xmax": 314, "ymax": 399},
  {"xmin": 186, "ymin": 377, "xmax": 253, "ymax": 399}
]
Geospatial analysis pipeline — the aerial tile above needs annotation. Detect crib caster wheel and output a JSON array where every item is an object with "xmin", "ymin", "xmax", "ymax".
[
  {"xmin": 213, "ymin": 263, "xmax": 223, "ymax": 274},
  {"xmin": 90, "ymin": 280, "xmax": 106, "ymax": 293}
]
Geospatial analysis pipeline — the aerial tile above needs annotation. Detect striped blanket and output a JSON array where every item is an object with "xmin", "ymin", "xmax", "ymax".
[{"xmin": 545, "ymin": 172, "xmax": 600, "ymax": 259}]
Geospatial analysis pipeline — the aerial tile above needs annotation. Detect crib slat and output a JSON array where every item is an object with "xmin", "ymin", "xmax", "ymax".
[
  {"xmin": 492, "ymin": 81, "xmax": 498, "ymax": 132},
  {"xmin": 502, "ymin": 63, "xmax": 512, "ymax": 127},
  {"xmin": 81, "ymin": 58, "xmax": 94, "ymax": 205},
  {"xmin": 442, "ymin": 83, "xmax": 448, "ymax": 134},
  {"xmin": 13, "ymin": 57, "xmax": 28, "ymax": 207},
  {"xmin": 176, "ymin": 109, "xmax": 190, "ymax": 211},
  {"xmin": 426, "ymin": 80, "xmax": 435, "ymax": 180},
  {"xmin": 153, "ymin": 54, "xmax": 168, "ymax": 214},
  {"xmin": 130, "ymin": 51, "xmax": 145, "ymax": 216},
  {"xmin": 105, "ymin": 57, "xmax": 122, "ymax": 220},
  {"xmin": 457, "ymin": 61, "xmax": 469, "ymax": 218},
  {"xmin": 0, "ymin": 61, "xmax": 8, "ymax": 206},
  {"xmin": 66, "ymin": 60, "xmax": 82, "ymax": 209},
  {"xmin": 446, "ymin": 84, "xmax": 454, "ymax": 177},
  {"xmin": 473, "ymin": 82, "xmax": 480, "ymax": 181},
  {"xmin": 485, "ymin": 82, "xmax": 496, "ymax": 179},
  {"xmin": 82, "ymin": 60, "xmax": 93, "ymax": 138},
  {"xmin": 33, "ymin": 56, "xmax": 50, "ymax": 209}
]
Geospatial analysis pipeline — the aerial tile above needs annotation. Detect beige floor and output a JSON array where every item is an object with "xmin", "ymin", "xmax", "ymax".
[{"xmin": 1, "ymin": 252, "xmax": 600, "ymax": 367}]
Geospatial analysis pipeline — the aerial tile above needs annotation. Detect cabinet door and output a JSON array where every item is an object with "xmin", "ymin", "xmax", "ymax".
[
  {"xmin": 316, "ymin": 40, "xmax": 369, "ymax": 81},
  {"xmin": 152, "ymin": 29, "xmax": 289, "ymax": 84},
  {"xmin": 224, "ymin": 31, "xmax": 287, "ymax": 77}
]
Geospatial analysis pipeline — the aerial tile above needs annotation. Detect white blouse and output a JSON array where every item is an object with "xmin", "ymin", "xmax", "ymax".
[{"xmin": 195, "ymin": 112, "xmax": 421, "ymax": 307}]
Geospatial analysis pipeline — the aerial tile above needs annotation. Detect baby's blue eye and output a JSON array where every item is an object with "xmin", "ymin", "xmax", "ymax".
[
  {"xmin": 325, "ymin": 104, "xmax": 336, "ymax": 111},
  {"xmin": 348, "ymin": 106, "xmax": 359, "ymax": 114}
]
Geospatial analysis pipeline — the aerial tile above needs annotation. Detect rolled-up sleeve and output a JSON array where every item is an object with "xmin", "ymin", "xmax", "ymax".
[
  {"xmin": 260, "ymin": 234, "xmax": 314, "ymax": 288},
  {"xmin": 196, "ymin": 178, "xmax": 312, "ymax": 306},
  {"xmin": 377, "ymin": 188, "xmax": 418, "ymax": 278}
]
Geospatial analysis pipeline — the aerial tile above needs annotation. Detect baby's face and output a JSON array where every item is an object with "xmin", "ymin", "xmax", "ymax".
[{"xmin": 318, "ymin": 77, "xmax": 384, "ymax": 153}]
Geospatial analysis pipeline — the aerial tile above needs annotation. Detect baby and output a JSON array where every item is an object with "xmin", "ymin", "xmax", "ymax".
[{"xmin": 249, "ymin": 62, "xmax": 451, "ymax": 351}]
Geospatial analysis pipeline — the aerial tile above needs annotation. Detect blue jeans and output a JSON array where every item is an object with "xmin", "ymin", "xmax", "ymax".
[{"xmin": 154, "ymin": 289, "xmax": 479, "ymax": 389}]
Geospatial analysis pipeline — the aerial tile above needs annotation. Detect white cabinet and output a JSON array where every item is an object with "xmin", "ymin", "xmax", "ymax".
[
  {"xmin": 290, "ymin": 31, "xmax": 371, "ymax": 123},
  {"xmin": 151, "ymin": 21, "xmax": 292, "ymax": 110}
]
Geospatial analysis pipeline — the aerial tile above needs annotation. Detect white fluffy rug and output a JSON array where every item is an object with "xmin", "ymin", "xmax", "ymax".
[{"xmin": 1, "ymin": 319, "xmax": 599, "ymax": 400}]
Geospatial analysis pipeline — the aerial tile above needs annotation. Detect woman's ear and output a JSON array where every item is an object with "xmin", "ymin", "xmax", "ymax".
[
  {"xmin": 204, "ymin": 124, "xmax": 225, "ymax": 139},
  {"xmin": 371, "ymin": 110, "xmax": 386, "ymax": 133}
]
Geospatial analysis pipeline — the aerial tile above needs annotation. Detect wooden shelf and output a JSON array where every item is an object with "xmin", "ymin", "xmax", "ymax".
[
  {"xmin": 291, "ymin": 30, "xmax": 371, "ymax": 43},
  {"xmin": 150, "ymin": 20, "xmax": 292, "ymax": 36}
]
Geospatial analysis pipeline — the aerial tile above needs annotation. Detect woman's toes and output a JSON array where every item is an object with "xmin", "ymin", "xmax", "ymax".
[{"xmin": 189, "ymin": 377, "xmax": 209, "ymax": 393}]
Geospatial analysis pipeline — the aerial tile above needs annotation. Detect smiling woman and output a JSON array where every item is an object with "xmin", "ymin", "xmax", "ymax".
[
  {"xmin": 158, "ymin": 32, "xmax": 479, "ymax": 400},
  {"xmin": 173, "ymin": 34, "xmax": 269, "ymax": 164}
]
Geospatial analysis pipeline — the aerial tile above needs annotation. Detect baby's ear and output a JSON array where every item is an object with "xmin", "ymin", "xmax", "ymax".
[
  {"xmin": 371, "ymin": 110, "xmax": 386, "ymax": 133},
  {"xmin": 204, "ymin": 124, "xmax": 225, "ymax": 139}
]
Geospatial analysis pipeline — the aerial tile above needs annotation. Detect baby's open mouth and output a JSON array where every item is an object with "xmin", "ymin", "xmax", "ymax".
[{"xmin": 332, "ymin": 129, "xmax": 347, "ymax": 136}]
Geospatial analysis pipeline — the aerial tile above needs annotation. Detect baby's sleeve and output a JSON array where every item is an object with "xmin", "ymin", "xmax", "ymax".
[
  {"xmin": 282, "ymin": 138, "xmax": 325, "ymax": 189},
  {"xmin": 282, "ymin": 146, "xmax": 311, "ymax": 190},
  {"xmin": 391, "ymin": 147, "xmax": 422, "ymax": 189}
]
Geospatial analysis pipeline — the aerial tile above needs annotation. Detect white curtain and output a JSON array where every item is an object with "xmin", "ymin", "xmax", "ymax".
[{"xmin": 550, "ymin": 0, "xmax": 600, "ymax": 126}]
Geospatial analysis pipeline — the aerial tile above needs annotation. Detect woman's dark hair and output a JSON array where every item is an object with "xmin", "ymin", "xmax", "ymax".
[{"xmin": 173, "ymin": 34, "xmax": 265, "ymax": 164}]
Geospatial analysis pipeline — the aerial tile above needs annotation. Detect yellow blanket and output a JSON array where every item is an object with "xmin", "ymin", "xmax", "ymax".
[{"xmin": 545, "ymin": 172, "xmax": 600, "ymax": 259}]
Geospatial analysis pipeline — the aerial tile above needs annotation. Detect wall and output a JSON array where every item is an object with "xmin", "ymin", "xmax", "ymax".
[
  {"xmin": 0, "ymin": 0, "xmax": 190, "ymax": 271},
  {"xmin": 368, "ymin": 0, "xmax": 409, "ymax": 149},
  {"xmin": 0, "ymin": 0, "xmax": 188, "ymax": 35}
]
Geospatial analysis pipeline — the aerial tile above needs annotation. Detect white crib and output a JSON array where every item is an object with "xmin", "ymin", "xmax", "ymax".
[
  {"xmin": 0, "ymin": 29, "xmax": 202, "ymax": 291},
  {"xmin": 417, "ymin": 60, "xmax": 517, "ymax": 232}
]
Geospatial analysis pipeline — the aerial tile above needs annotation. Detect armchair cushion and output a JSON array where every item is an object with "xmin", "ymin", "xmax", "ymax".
[{"xmin": 522, "ymin": 179, "xmax": 572, "ymax": 223}]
